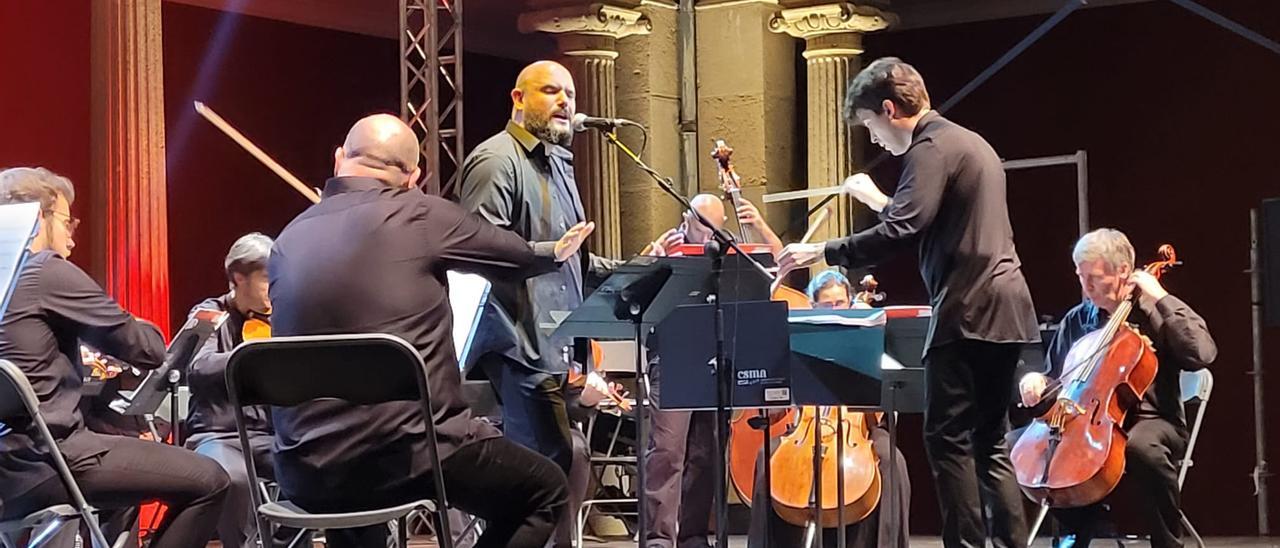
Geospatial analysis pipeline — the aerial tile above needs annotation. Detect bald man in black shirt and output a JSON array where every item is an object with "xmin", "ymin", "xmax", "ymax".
[{"xmin": 270, "ymin": 114, "xmax": 593, "ymax": 548}]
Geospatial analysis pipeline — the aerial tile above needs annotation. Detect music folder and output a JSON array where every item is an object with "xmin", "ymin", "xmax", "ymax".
[{"xmin": 116, "ymin": 308, "xmax": 228, "ymax": 416}]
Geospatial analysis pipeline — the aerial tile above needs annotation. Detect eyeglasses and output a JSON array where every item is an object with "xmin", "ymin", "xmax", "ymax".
[{"xmin": 47, "ymin": 210, "xmax": 80, "ymax": 234}]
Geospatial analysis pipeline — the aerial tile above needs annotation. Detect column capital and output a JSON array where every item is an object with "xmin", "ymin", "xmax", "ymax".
[
  {"xmin": 768, "ymin": 3, "xmax": 895, "ymax": 40},
  {"xmin": 518, "ymin": 3, "xmax": 654, "ymax": 40}
]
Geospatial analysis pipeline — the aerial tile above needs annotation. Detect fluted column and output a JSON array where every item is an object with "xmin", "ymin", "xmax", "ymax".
[
  {"xmin": 771, "ymin": 3, "xmax": 893, "ymax": 242},
  {"xmin": 90, "ymin": 0, "xmax": 171, "ymax": 334},
  {"xmin": 519, "ymin": 4, "xmax": 652, "ymax": 259}
]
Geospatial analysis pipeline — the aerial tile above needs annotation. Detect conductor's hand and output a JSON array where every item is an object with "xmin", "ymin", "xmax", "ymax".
[
  {"xmin": 776, "ymin": 242, "xmax": 826, "ymax": 275},
  {"xmin": 1019, "ymin": 372, "xmax": 1048, "ymax": 408},
  {"xmin": 555, "ymin": 221, "xmax": 596, "ymax": 261},
  {"xmin": 841, "ymin": 173, "xmax": 890, "ymax": 212}
]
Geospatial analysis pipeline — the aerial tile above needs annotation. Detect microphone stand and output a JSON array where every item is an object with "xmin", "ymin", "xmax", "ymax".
[{"xmin": 596, "ymin": 124, "xmax": 775, "ymax": 548}]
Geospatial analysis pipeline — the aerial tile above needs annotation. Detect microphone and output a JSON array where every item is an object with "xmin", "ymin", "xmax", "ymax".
[{"xmin": 572, "ymin": 112, "xmax": 642, "ymax": 132}]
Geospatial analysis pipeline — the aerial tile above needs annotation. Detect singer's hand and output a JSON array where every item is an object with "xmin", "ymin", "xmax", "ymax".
[
  {"xmin": 555, "ymin": 221, "xmax": 595, "ymax": 261},
  {"xmin": 841, "ymin": 173, "xmax": 890, "ymax": 212}
]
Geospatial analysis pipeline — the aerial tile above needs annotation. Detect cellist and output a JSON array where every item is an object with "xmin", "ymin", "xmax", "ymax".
[
  {"xmin": 641, "ymin": 192, "xmax": 781, "ymax": 548},
  {"xmin": 747, "ymin": 269, "xmax": 911, "ymax": 548},
  {"xmin": 1017, "ymin": 229, "xmax": 1216, "ymax": 548}
]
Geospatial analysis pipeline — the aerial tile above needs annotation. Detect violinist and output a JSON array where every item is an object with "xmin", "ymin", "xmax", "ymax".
[
  {"xmin": 747, "ymin": 269, "xmax": 910, "ymax": 548},
  {"xmin": 184, "ymin": 232, "xmax": 296, "ymax": 548},
  {"xmin": 641, "ymin": 192, "xmax": 778, "ymax": 548},
  {"xmin": 1017, "ymin": 229, "xmax": 1216, "ymax": 548},
  {"xmin": 0, "ymin": 167, "xmax": 230, "ymax": 548}
]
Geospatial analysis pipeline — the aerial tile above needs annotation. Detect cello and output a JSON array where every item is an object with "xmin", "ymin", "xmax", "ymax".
[
  {"xmin": 728, "ymin": 274, "xmax": 886, "ymax": 528},
  {"xmin": 1011, "ymin": 244, "xmax": 1179, "ymax": 508}
]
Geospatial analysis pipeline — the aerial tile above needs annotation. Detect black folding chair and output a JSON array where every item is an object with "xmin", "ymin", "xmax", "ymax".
[
  {"xmin": 0, "ymin": 359, "xmax": 119, "ymax": 548},
  {"xmin": 226, "ymin": 333, "xmax": 453, "ymax": 548}
]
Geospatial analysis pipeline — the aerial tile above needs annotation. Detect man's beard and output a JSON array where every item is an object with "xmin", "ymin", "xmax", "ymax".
[{"xmin": 525, "ymin": 109, "xmax": 573, "ymax": 147}]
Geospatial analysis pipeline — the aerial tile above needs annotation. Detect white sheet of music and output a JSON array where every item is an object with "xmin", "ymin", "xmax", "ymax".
[
  {"xmin": 0, "ymin": 202, "xmax": 40, "ymax": 323},
  {"xmin": 446, "ymin": 270, "xmax": 491, "ymax": 365}
]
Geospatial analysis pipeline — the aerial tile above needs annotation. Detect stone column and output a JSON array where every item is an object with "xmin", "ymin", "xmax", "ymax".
[
  {"xmin": 693, "ymin": 0, "xmax": 802, "ymax": 244},
  {"xmin": 615, "ymin": 1, "xmax": 683, "ymax": 256},
  {"xmin": 770, "ymin": 3, "xmax": 893, "ymax": 242},
  {"xmin": 90, "ymin": 0, "xmax": 171, "ymax": 334},
  {"xmin": 519, "ymin": 4, "xmax": 652, "ymax": 259}
]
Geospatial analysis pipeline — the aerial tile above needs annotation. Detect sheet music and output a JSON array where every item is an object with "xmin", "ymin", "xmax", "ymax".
[
  {"xmin": 447, "ymin": 271, "xmax": 491, "ymax": 365},
  {"xmin": 787, "ymin": 310, "xmax": 887, "ymax": 327},
  {"xmin": 0, "ymin": 203, "xmax": 40, "ymax": 324}
]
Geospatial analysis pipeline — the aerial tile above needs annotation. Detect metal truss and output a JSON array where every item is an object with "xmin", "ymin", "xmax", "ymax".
[{"xmin": 400, "ymin": 0, "xmax": 463, "ymax": 197}]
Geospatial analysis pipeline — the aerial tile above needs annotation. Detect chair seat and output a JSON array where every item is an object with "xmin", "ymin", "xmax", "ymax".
[
  {"xmin": 0, "ymin": 505, "xmax": 80, "ymax": 534},
  {"xmin": 259, "ymin": 499, "xmax": 435, "ymax": 530}
]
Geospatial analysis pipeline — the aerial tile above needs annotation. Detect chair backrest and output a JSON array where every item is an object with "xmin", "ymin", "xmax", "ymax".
[
  {"xmin": 0, "ymin": 360, "xmax": 112, "ymax": 548},
  {"xmin": 1180, "ymin": 369, "xmax": 1213, "ymax": 404},
  {"xmin": 0, "ymin": 360, "xmax": 29, "ymax": 422},
  {"xmin": 1178, "ymin": 368, "xmax": 1214, "ymax": 489},
  {"xmin": 226, "ymin": 334, "xmax": 428, "ymax": 408}
]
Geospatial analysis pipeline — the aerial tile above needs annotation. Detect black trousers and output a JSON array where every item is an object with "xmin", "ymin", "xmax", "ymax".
[
  {"xmin": 1, "ymin": 434, "xmax": 230, "ymax": 548},
  {"xmin": 295, "ymin": 436, "xmax": 568, "ymax": 548},
  {"xmin": 642, "ymin": 408, "xmax": 716, "ymax": 548},
  {"xmin": 923, "ymin": 340, "xmax": 1027, "ymax": 548},
  {"xmin": 747, "ymin": 421, "xmax": 911, "ymax": 548},
  {"xmin": 1052, "ymin": 416, "xmax": 1187, "ymax": 548}
]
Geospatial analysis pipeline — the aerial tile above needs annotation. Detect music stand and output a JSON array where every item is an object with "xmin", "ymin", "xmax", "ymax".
[
  {"xmin": 552, "ymin": 252, "xmax": 774, "ymax": 545},
  {"xmin": 115, "ymin": 308, "xmax": 227, "ymax": 443},
  {"xmin": 0, "ymin": 203, "xmax": 40, "ymax": 324}
]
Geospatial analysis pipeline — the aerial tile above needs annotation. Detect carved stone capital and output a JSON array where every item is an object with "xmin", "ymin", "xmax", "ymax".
[
  {"xmin": 518, "ymin": 3, "xmax": 653, "ymax": 40},
  {"xmin": 768, "ymin": 3, "xmax": 895, "ymax": 40}
]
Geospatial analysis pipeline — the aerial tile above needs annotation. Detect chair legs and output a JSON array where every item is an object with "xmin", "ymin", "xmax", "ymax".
[
  {"xmin": 1180, "ymin": 510, "xmax": 1205, "ymax": 548},
  {"xmin": 1028, "ymin": 501, "xmax": 1051, "ymax": 546}
]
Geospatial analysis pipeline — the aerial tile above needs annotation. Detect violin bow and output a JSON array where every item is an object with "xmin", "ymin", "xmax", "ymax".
[{"xmin": 193, "ymin": 101, "xmax": 321, "ymax": 204}]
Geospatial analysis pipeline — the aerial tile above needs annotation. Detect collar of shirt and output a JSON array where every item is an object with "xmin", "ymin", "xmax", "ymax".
[
  {"xmin": 505, "ymin": 120, "xmax": 573, "ymax": 162},
  {"xmin": 322, "ymin": 176, "xmax": 394, "ymax": 198},
  {"xmin": 910, "ymin": 110, "xmax": 942, "ymax": 142}
]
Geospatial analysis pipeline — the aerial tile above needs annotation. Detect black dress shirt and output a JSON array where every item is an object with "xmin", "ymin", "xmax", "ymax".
[
  {"xmin": 1038, "ymin": 295, "xmax": 1216, "ymax": 428},
  {"xmin": 824, "ymin": 111, "xmax": 1040, "ymax": 354},
  {"xmin": 267, "ymin": 177, "xmax": 560, "ymax": 494},
  {"xmin": 184, "ymin": 293, "xmax": 271, "ymax": 437},
  {"xmin": 458, "ymin": 121, "xmax": 618, "ymax": 375},
  {"xmin": 0, "ymin": 251, "xmax": 166, "ymax": 502}
]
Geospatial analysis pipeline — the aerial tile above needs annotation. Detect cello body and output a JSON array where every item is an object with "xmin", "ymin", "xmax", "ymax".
[
  {"xmin": 769, "ymin": 407, "xmax": 882, "ymax": 526},
  {"xmin": 1010, "ymin": 243, "xmax": 1178, "ymax": 508}
]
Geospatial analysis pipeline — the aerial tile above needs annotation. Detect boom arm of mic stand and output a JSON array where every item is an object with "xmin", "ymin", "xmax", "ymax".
[{"xmin": 601, "ymin": 130, "xmax": 777, "ymax": 282}]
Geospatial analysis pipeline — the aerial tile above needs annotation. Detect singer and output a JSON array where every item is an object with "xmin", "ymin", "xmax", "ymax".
[{"xmin": 457, "ymin": 59, "xmax": 619, "ymax": 548}]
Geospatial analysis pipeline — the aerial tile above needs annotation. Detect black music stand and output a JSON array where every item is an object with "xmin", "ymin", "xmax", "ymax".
[
  {"xmin": 115, "ymin": 308, "xmax": 227, "ymax": 444},
  {"xmin": 552, "ymin": 252, "xmax": 774, "ymax": 546}
]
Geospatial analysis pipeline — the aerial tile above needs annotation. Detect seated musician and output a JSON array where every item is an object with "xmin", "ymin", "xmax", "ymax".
[
  {"xmin": 640, "ymin": 193, "xmax": 729, "ymax": 548},
  {"xmin": 748, "ymin": 269, "xmax": 910, "ymax": 548},
  {"xmin": 1017, "ymin": 228, "xmax": 1216, "ymax": 548},
  {"xmin": 268, "ymin": 114, "xmax": 592, "ymax": 548},
  {"xmin": 0, "ymin": 167, "xmax": 230, "ymax": 547},
  {"xmin": 184, "ymin": 232, "xmax": 300, "ymax": 548}
]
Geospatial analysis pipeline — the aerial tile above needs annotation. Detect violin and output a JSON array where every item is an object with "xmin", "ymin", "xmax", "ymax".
[
  {"xmin": 242, "ymin": 309, "xmax": 272, "ymax": 341},
  {"xmin": 1011, "ymin": 245, "xmax": 1179, "ymax": 508},
  {"xmin": 566, "ymin": 341, "xmax": 632, "ymax": 412}
]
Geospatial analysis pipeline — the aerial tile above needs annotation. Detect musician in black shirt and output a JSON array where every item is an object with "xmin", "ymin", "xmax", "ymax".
[
  {"xmin": 0, "ymin": 167, "xmax": 229, "ymax": 548},
  {"xmin": 779, "ymin": 58, "xmax": 1039, "ymax": 547},
  {"xmin": 1017, "ymin": 229, "xmax": 1216, "ymax": 548},
  {"xmin": 269, "ymin": 114, "xmax": 592, "ymax": 548},
  {"xmin": 185, "ymin": 232, "xmax": 297, "ymax": 548}
]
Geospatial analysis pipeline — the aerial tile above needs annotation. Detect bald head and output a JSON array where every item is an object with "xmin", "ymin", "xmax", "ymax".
[
  {"xmin": 334, "ymin": 114, "xmax": 422, "ymax": 188},
  {"xmin": 511, "ymin": 60, "xmax": 576, "ymax": 147},
  {"xmin": 682, "ymin": 193, "xmax": 726, "ymax": 244}
]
